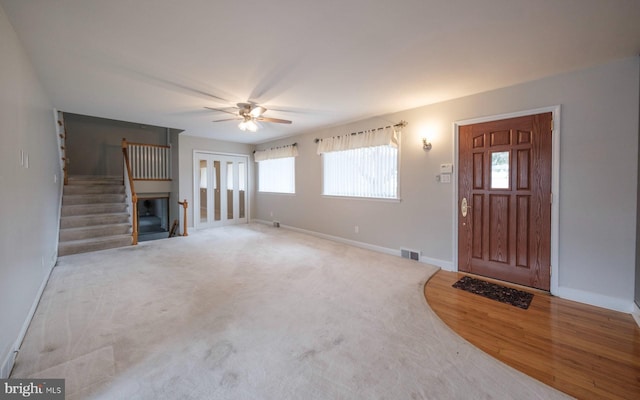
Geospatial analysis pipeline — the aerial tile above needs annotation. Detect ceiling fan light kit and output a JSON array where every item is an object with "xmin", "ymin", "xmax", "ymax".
[
  {"xmin": 206, "ymin": 102, "xmax": 292, "ymax": 132},
  {"xmin": 238, "ymin": 119, "xmax": 258, "ymax": 132}
]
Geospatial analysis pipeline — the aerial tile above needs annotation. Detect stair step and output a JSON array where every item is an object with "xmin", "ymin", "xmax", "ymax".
[
  {"xmin": 60, "ymin": 213, "xmax": 130, "ymax": 229},
  {"xmin": 59, "ymin": 176, "xmax": 132, "ymax": 256},
  {"xmin": 64, "ymin": 185, "xmax": 125, "ymax": 195},
  {"xmin": 67, "ymin": 175, "xmax": 123, "ymax": 185},
  {"xmin": 58, "ymin": 234, "xmax": 132, "ymax": 256},
  {"xmin": 61, "ymin": 203, "xmax": 128, "ymax": 217},
  {"xmin": 63, "ymin": 194, "xmax": 126, "ymax": 205},
  {"xmin": 59, "ymin": 223, "xmax": 131, "ymax": 242}
]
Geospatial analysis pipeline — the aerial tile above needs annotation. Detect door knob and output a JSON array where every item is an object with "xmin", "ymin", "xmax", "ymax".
[{"xmin": 461, "ymin": 197, "xmax": 471, "ymax": 217}]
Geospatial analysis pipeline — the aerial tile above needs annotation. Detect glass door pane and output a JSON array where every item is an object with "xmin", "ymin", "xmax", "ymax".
[
  {"xmin": 213, "ymin": 160, "xmax": 221, "ymax": 221},
  {"xmin": 239, "ymin": 162, "xmax": 245, "ymax": 219},
  {"xmin": 199, "ymin": 160, "xmax": 208, "ymax": 223},
  {"xmin": 491, "ymin": 151, "xmax": 510, "ymax": 189},
  {"xmin": 226, "ymin": 161, "xmax": 234, "ymax": 220}
]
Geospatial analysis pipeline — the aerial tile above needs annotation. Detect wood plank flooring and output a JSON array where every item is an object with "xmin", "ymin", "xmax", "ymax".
[{"xmin": 424, "ymin": 270, "xmax": 640, "ymax": 400}]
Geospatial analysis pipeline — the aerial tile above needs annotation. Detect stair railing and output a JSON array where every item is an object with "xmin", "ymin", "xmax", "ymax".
[
  {"xmin": 122, "ymin": 138, "xmax": 139, "ymax": 245},
  {"xmin": 56, "ymin": 113, "xmax": 68, "ymax": 185},
  {"xmin": 125, "ymin": 141, "xmax": 172, "ymax": 180}
]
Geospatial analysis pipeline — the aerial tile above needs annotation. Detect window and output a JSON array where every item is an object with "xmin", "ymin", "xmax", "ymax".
[
  {"xmin": 255, "ymin": 143, "xmax": 298, "ymax": 194},
  {"xmin": 258, "ymin": 157, "xmax": 295, "ymax": 193},
  {"xmin": 322, "ymin": 145, "xmax": 398, "ymax": 199},
  {"xmin": 490, "ymin": 151, "xmax": 509, "ymax": 189}
]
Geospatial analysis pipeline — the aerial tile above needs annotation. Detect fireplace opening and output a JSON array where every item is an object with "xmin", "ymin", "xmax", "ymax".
[{"xmin": 137, "ymin": 197, "xmax": 169, "ymax": 242}]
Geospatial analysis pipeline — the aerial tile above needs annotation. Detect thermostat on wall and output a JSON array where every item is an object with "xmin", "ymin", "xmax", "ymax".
[{"xmin": 440, "ymin": 163, "xmax": 453, "ymax": 174}]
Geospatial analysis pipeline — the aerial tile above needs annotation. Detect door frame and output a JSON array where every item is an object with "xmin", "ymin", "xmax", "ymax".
[
  {"xmin": 452, "ymin": 105, "xmax": 561, "ymax": 295},
  {"xmin": 193, "ymin": 150, "xmax": 250, "ymax": 230}
]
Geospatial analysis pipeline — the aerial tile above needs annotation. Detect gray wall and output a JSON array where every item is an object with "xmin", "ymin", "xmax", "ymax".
[
  {"xmin": 636, "ymin": 59, "xmax": 640, "ymax": 310},
  {"xmin": 178, "ymin": 135, "xmax": 254, "ymax": 229},
  {"xmin": 0, "ymin": 5, "xmax": 61, "ymax": 378},
  {"xmin": 64, "ymin": 113, "xmax": 168, "ymax": 176},
  {"xmin": 64, "ymin": 113, "xmax": 183, "ymax": 234},
  {"xmin": 255, "ymin": 57, "xmax": 640, "ymax": 313}
]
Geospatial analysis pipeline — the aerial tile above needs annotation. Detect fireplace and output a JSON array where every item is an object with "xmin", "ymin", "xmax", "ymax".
[{"xmin": 137, "ymin": 196, "xmax": 169, "ymax": 242}]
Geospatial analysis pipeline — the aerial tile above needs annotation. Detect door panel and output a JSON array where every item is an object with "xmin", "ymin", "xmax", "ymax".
[
  {"xmin": 458, "ymin": 113, "xmax": 552, "ymax": 290},
  {"xmin": 194, "ymin": 153, "xmax": 248, "ymax": 229}
]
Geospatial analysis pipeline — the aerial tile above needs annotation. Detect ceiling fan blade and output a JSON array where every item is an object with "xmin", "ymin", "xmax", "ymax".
[
  {"xmin": 205, "ymin": 106, "xmax": 238, "ymax": 116},
  {"xmin": 212, "ymin": 117, "xmax": 241, "ymax": 122},
  {"xmin": 256, "ymin": 117, "xmax": 292, "ymax": 124}
]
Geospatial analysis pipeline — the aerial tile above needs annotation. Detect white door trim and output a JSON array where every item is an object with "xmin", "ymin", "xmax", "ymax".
[{"xmin": 452, "ymin": 105, "xmax": 561, "ymax": 295}]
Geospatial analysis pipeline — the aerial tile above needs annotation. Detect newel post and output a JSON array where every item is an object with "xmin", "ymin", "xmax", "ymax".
[{"xmin": 178, "ymin": 199, "xmax": 189, "ymax": 237}]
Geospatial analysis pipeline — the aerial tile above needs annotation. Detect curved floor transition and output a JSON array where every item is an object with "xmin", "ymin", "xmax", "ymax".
[{"xmin": 424, "ymin": 270, "xmax": 640, "ymax": 400}]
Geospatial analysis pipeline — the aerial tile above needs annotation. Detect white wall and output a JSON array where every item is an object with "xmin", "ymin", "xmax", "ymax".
[
  {"xmin": 255, "ymin": 57, "xmax": 640, "ymax": 313},
  {"xmin": 0, "ymin": 5, "xmax": 60, "ymax": 377},
  {"xmin": 178, "ymin": 135, "xmax": 254, "ymax": 229}
]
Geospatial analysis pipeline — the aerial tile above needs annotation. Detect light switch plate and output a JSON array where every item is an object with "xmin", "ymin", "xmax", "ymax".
[{"xmin": 440, "ymin": 174, "xmax": 451, "ymax": 183}]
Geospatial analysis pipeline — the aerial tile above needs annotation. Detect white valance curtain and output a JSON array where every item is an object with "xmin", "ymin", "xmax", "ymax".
[
  {"xmin": 254, "ymin": 144, "xmax": 298, "ymax": 162},
  {"xmin": 316, "ymin": 125, "xmax": 399, "ymax": 155}
]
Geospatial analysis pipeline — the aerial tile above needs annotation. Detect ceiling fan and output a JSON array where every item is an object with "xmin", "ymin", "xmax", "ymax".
[{"xmin": 205, "ymin": 103, "xmax": 292, "ymax": 132}]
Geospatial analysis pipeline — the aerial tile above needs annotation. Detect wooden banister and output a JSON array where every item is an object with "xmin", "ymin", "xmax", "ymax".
[
  {"xmin": 57, "ymin": 118, "xmax": 68, "ymax": 185},
  {"xmin": 122, "ymin": 138, "xmax": 139, "ymax": 245},
  {"xmin": 178, "ymin": 199, "xmax": 188, "ymax": 237}
]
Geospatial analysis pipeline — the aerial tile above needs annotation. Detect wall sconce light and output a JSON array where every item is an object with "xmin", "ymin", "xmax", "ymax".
[{"xmin": 422, "ymin": 138, "xmax": 432, "ymax": 151}]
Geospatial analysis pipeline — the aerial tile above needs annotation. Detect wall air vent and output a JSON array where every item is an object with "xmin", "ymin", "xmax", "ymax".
[{"xmin": 401, "ymin": 248, "xmax": 420, "ymax": 261}]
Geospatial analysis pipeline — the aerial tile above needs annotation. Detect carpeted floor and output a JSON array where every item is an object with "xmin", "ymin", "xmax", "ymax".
[{"xmin": 11, "ymin": 224, "xmax": 570, "ymax": 399}]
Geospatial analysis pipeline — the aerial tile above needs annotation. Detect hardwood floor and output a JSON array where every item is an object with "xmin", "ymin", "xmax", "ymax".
[{"xmin": 425, "ymin": 270, "xmax": 640, "ymax": 400}]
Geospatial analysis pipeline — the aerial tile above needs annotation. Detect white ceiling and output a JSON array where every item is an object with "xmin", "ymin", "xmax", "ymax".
[{"xmin": 2, "ymin": 0, "xmax": 639, "ymax": 144}]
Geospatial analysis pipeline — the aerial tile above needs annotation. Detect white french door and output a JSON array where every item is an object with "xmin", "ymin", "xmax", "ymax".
[{"xmin": 194, "ymin": 152, "xmax": 248, "ymax": 229}]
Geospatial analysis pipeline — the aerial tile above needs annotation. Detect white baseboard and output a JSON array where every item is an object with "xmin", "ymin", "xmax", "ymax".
[
  {"xmin": 0, "ymin": 258, "xmax": 56, "ymax": 378},
  {"xmin": 557, "ymin": 286, "xmax": 635, "ymax": 314},
  {"xmin": 632, "ymin": 303, "xmax": 640, "ymax": 328},
  {"xmin": 252, "ymin": 219, "xmax": 450, "ymax": 270},
  {"xmin": 282, "ymin": 223, "xmax": 398, "ymax": 256},
  {"xmin": 420, "ymin": 256, "xmax": 453, "ymax": 271}
]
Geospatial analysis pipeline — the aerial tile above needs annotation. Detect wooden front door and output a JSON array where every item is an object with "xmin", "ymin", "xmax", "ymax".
[{"xmin": 458, "ymin": 113, "xmax": 552, "ymax": 290}]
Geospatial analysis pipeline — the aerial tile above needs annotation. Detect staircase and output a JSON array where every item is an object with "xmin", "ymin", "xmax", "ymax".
[{"xmin": 58, "ymin": 176, "xmax": 132, "ymax": 256}]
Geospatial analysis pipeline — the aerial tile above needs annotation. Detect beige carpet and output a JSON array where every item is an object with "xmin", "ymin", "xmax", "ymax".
[{"xmin": 11, "ymin": 224, "xmax": 570, "ymax": 399}]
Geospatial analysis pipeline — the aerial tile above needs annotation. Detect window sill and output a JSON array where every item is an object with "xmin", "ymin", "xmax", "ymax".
[
  {"xmin": 258, "ymin": 191, "xmax": 296, "ymax": 196},
  {"xmin": 321, "ymin": 194, "xmax": 401, "ymax": 203}
]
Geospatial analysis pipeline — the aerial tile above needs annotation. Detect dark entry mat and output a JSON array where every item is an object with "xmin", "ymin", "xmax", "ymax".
[{"xmin": 452, "ymin": 276, "xmax": 534, "ymax": 309}]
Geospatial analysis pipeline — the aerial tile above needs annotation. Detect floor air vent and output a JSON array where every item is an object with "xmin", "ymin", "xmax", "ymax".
[{"xmin": 401, "ymin": 249, "xmax": 420, "ymax": 261}]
